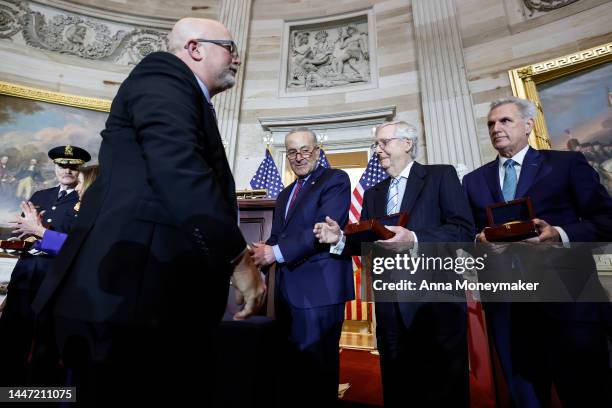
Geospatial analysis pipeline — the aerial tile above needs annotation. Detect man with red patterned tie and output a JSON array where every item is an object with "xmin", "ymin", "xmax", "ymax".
[{"xmin": 251, "ymin": 127, "xmax": 353, "ymax": 407}]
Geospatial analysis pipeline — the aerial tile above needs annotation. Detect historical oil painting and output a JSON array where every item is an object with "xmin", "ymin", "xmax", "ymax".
[
  {"xmin": 0, "ymin": 83, "xmax": 108, "ymax": 227},
  {"xmin": 538, "ymin": 62, "xmax": 612, "ymax": 194}
]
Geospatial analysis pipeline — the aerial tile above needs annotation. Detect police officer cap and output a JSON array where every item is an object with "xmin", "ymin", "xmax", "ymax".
[{"xmin": 48, "ymin": 145, "xmax": 91, "ymax": 166}]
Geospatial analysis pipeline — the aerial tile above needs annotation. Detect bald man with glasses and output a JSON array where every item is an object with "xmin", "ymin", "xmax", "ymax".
[{"xmin": 31, "ymin": 18, "xmax": 265, "ymax": 404}]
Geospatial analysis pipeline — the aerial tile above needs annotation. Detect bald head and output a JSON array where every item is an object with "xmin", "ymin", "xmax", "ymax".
[
  {"xmin": 168, "ymin": 18, "xmax": 229, "ymax": 53},
  {"xmin": 170, "ymin": 18, "xmax": 241, "ymax": 97}
]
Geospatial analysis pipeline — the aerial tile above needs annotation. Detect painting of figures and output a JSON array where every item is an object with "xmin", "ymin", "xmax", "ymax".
[
  {"xmin": 538, "ymin": 62, "xmax": 612, "ymax": 194},
  {"xmin": 0, "ymin": 92, "xmax": 107, "ymax": 228}
]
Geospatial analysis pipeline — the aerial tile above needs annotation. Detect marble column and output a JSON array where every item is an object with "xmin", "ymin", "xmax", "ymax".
[
  {"xmin": 214, "ymin": 0, "xmax": 252, "ymax": 169},
  {"xmin": 412, "ymin": 0, "xmax": 482, "ymax": 173}
]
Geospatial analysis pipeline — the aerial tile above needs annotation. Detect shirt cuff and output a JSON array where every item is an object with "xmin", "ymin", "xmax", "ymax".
[
  {"xmin": 554, "ymin": 226, "xmax": 570, "ymax": 246},
  {"xmin": 273, "ymin": 244, "xmax": 284, "ymax": 264},
  {"xmin": 329, "ymin": 231, "xmax": 346, "ymax": 255}
]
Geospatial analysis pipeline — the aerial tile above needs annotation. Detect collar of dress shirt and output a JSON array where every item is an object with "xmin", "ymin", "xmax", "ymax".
[
  {"xmin": 498, "ymin": 144, "xmax": 529, "ymax": 170},
  {"xmin": 58, "ymin": 185, "xmax": 75, "ymax": 195},
  {"xmin": 194, "ymin": 74, "xmax": 212, "ymax": 104},
  {"xmin": 395, "ymin": 160, "xmax": 414, "ymax": 181}
]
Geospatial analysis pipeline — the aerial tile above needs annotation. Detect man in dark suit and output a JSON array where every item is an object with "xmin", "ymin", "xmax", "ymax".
[
  {"xmin": 31, "ymin": 18, "xmax": 265, "ymax": 403},
  {"xmin": 0, "ymin": 145, "xmax": 90, "ymax": 385},
  {"xmin": 462, "ymin": 96, "xmax": 612, "ymax": 407},
  {"xmin": 314, "ymin": 120, "xmax": 475, "ymax": 407},
  {"xmin": 250, "ymin": 127, "xmax": 353, "ymax": 407}
]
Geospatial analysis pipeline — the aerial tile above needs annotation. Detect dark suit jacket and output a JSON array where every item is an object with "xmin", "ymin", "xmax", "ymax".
[
  {"xmin": 357, "ymin": 162, "xmax": 475, "ymax": 327},
  {"xmin": 463, "ymin": 147, "xmax": 612, "ymax": 321},
  {"xmin": 463, "ymin": 147, "xmax": 612, "ymax": 241},
  {"xmin": 9, "ymin": 186, "xmax": 78, "ymax": 291},
  {"xmin": 266, "ymin": 165, "xmax": 354, "ymax": 309},
  {"xmin": 32, "ymin": 52, "xmax": 246, "ymax": 328}
]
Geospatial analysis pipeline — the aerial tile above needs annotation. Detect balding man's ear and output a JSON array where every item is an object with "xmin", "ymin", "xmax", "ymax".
[{"xmin": 186, "ymin": 40, "xmax": 204, "ymax": 61}]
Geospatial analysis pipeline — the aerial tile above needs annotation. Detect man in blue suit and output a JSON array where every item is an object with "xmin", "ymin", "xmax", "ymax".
[
  {"xmin": 314, "ymin": 120, "xmax": 475, "ymax": 407},
  {"xmin": 463, "ymin": 97, "xmax": 612, "ymax": 407},
  {"xmin": 251, "ymin": 127, "xmax": 353, "ymax": 407}
]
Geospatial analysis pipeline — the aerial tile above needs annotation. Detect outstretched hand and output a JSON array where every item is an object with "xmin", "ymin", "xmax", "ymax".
[{"xmin": 313, "ymin": 216, "xmax": 342, "ymax": 244}]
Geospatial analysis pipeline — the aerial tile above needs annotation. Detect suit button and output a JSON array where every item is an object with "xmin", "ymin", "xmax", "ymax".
[
  {"xmin": 46, "ymin": 218, "xmax": 52, "ymax": 223},
  {"xmin": 51, "ymin": 206, "xmax": 56, "ymax": 210}
]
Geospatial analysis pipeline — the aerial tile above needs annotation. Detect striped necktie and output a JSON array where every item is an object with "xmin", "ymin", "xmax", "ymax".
[
  {"xmin": 387, "ymin": 177, "xmax": 401, "ymax": 215},
  {"xmin": 287, "ymin": 178, "xmax": 305, "ymax": 211}
]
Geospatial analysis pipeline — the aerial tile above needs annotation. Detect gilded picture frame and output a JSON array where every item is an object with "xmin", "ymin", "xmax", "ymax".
[
  {"xmin": 508, "ymin": 42, "xmax": 612, "ymax": 149},
  {"xmin": 0, "ymin": 81, "xmax": 110, "ymax": 227}
]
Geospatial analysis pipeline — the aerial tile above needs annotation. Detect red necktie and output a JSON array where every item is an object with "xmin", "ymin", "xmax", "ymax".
[{"xmin": 287, "ymin": 179, "xmax": 305, "ymax": 211}]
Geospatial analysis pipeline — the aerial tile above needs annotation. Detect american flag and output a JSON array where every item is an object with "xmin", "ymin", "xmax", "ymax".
[
  {"xmin": 318, "ymin": 148, "xmax": 331, "ymax": 168},
  {"xmin": 249, "ymin": 149, "xmax": 284, "ymax": 198},
  {"xmin": 345, "ymin": 153, "xmax": 388, "ymax": 321}
]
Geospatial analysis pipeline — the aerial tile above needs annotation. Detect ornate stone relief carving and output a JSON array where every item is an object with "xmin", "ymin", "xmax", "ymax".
[
  {"xmin": 0, "ymin": 0, "xmax": 26, "ymax": 38},
  {"xmin": 0, "ymin": 0, "xmax": 167, "ymax": 65},
  {"xmin": 286, "ymin": 15, "xmax": 372, "ymax": 92},
  {"xmin": 522, "ymin": 0, "xmax": 579, "ymax": 12}
]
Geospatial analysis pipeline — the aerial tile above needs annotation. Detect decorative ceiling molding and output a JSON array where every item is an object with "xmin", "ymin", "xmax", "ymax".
[
  {"xmin": 258, "ymin": 106, "xmax": 396, "ymax": 132},
  {"xmin": 32, "ymin": 0, "xmax": 176, "ymax": 29},
  {"xmin": 0, "ymin": 0, "xmax": 167, "ymax": 65}
]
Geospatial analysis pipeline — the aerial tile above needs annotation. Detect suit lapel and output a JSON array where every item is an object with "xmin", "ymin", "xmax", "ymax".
[
  {"xmin": 284, "ymin": 166, "xmax": 326, "ymax": 225},
  {"xmin": 279, "ymin": 180, "xmax": 294, "ymax": 225},
  {"xmin": 199, "ymin": 98, "xmax": 238, "ymax": 218},
  {"xmin": 399, "ymin": 162, "xmax": 425, "ymax": 215},
  {"xmin": 372, "ymin": 178, "xmax": 391, "ymax": 217},
  {"xmin": 484, "ymin": 159, "xmax": 504, "ymax": 202},
  {"xmin": 515, "ymin": 147, "xmax": 543, "ymax": 199}
]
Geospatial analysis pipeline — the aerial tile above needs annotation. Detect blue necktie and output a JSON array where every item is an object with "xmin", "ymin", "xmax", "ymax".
[
  {"xmin": 387, "ymin": 177, "xmax": 401, "ymax": 215},
  {"xmin": 502, "ymin": 159, "xmax": 517, "ymax": 201}
]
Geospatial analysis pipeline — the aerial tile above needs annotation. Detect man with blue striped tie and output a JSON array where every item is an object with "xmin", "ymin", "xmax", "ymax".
[{"xmin": 314, "ymin": 120, "xmax": 475, "ymax": 407}]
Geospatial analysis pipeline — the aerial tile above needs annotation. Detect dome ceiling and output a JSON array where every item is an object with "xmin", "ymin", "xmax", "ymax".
[{"xmin": 47, "ymin": 0, "xmax": 220, "ymax": 21}]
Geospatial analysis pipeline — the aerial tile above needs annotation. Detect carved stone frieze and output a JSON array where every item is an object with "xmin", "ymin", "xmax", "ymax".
[
  {"xmin": 287, "ymin": 17, "xmax": 371, "ymax": 91},
  {"xmin": 522, "ymin": 0, "xmax": 579, "ymax": 12},
  {"xmin": 0, "ymin": 0, "xmax": 26, "ymax": 38},
  {"xmin": 0, "ymin": 0, "xmax": 167, "ymax": 65}
]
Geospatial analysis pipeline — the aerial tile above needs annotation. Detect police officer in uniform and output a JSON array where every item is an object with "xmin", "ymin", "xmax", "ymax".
[{"xmin": 0, "ymin": 145, "xmax": 90, "ymax": 385}]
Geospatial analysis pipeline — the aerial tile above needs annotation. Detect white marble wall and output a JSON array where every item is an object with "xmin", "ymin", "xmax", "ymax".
[
  {"xmin": 1, "ymin": 0, "xmax": 611, "ymax": 186},
  {"xmin": 457, "ymin": 0, "xmax": 612, "ymax": 162},
  {"xmin": 233, "ymin": 0, "xmax": 419, "ymax": 189}
]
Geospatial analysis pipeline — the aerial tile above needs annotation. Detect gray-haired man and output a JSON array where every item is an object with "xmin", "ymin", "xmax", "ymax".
[{"xmin": 314, "ymin": 120, "xmax": 474, "ymax": 407}]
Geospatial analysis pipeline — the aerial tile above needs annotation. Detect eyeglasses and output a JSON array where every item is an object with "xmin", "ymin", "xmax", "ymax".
[
  {"xmin": 286, "ymin": 146, "xmax": 318, "ymax": 160},
  {"xmin": 370, "ymin": 137, "xmax": 405, "ymax": 151},
  {"xmin": 185, "ymin": 39, "xmax": 239, "ymax": 58}
]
